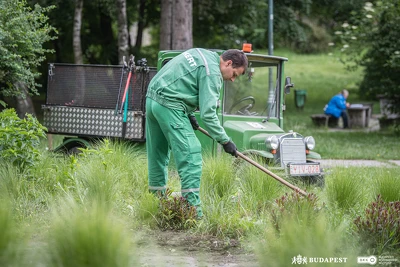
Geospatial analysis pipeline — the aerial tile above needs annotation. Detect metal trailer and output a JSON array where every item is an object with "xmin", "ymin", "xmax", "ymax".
[{"xmin": 42, "ymin": 61, "xmax": 156, "ymax": 153}]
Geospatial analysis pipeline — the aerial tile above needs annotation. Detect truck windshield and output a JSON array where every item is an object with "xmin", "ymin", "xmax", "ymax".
[{"xmin": 223, "ymin": 65, "xmax": 279, "ymax": 118}]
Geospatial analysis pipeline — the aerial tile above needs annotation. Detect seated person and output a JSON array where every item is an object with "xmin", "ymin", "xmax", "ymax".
[{"xmin": 324, "ymin": 89, "xmax": 350, "ymax": 128}]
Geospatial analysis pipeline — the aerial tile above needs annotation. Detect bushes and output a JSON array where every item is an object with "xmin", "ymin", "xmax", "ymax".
[
  {"xmin": 0, "ymin": 109, "xmax": 46, "ymax": 168},
  {"xmin": 354, "ymin": 195, "xmax": 400, "ymax": 254}
]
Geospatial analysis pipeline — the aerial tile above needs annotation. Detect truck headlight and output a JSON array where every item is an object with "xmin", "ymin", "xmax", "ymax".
[
  {"xmin": 304, "ymin": 136, "xmax": 315, "ymax": 150},
  {"xmin": 265, "ymin": 135, "xmax": 279, "ymax": 150}
]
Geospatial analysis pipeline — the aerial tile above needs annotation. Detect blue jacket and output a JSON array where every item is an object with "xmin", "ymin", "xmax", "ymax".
[{"xmin": 324, "ymin": 94, "xmax": 347, "ymax": 118}]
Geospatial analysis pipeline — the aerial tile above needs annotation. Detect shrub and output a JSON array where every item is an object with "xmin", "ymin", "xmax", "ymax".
[
  {"xmin": 0, "ymin": 109, "xmax": 46, "ymax": 168},
  {"xmin": 354, "ymin": 195, "xmax": 400, "ymax": 254},
  {"xmin": 156, "ymin": 188, "xmax": 197, "ymax": 230}
]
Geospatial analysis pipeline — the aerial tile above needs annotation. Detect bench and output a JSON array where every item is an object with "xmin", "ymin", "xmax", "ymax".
[{"xmin": 310, "ymin": 114, "xmax": 338, "ymax": 127}]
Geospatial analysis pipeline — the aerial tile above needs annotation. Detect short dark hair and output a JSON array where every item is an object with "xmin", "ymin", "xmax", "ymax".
[{"xmin": 221, "ymin": 49, "xmax": 248, "ymax": 73}]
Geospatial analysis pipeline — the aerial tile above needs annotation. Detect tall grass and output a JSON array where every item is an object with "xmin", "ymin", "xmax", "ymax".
[
  {"xmin": 201, "ymin": 154, "xmax": 237, "ymax": 199},
  {"xmin": 199, "ymin": 155, "xmax": 253, "ymax": 238},
  {"xmin": 44, "ymin": 199, "xmax": 135, "ymax": 267},
  {"xmin": 373, "ymin": 168, "xmax": 400, "ymax": 202},
  {"xmin": 2, "ymin": 137, "xmax": 400, "ymax": 265},
  {"xmin": 255, "ymin": 213, "xmax": 359, "ymax": 267},
  {"xmin": 325, "ymin": 167, "xmax": 368, "ymax": 212},
  {"xmin": 0, "ymin": 200, "xmax": 21, "ymax": 267},
  {"xmin": 237, "ymin": 160, "xmax": 284, "ymax": 214},
  {"xmin": 0, "ymin": 161, "xmax": 53, "ymax": 223}
]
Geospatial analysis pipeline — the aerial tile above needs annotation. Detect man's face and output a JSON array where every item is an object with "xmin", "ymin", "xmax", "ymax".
[{"xmin": 220, "ymin": 60, "xmax": 245, "ymax": 82}]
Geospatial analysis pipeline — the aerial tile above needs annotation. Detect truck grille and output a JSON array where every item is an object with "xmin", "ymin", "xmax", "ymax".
[{"xmin": 280, "ymin": 138, "xmax": 306, "ymax": 166}]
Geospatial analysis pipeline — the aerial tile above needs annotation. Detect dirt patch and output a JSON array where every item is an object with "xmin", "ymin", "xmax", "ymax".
[{"xmin": 136, "ymin": 230, "xmax": 259, "ymax": 267}]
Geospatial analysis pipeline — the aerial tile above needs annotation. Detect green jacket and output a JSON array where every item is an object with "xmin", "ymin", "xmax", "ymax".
[{"xmin": 146, "ymin": 48, "xmax": 229, "ymax": 143}]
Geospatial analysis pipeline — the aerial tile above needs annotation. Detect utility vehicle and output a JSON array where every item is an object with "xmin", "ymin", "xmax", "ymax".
[{"xmin": 42, "ymin": 46, "xmax": 322, "ymax": 178}]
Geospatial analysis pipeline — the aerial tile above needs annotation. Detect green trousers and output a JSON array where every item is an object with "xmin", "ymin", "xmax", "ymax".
[{"xmin": 145, "ymin": 98, "xmax": 203, "ymax": 217}]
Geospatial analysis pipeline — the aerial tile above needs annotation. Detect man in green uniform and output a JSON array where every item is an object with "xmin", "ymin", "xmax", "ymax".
[{"xmin": 146, "ymin": 48, "xmax": 248, "ymax": 218}]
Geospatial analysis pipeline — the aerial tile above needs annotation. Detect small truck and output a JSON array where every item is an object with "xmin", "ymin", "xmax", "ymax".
[{"xmin": 42, "ymin": 46, "xmax": 322, "ymax": 179}]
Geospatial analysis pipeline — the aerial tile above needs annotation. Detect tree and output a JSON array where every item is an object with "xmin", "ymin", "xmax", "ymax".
[
  {"xmin": 160, "ymin": 0, "xmax": 192, "ymax": 50},
  {"xmin": 333, "ymin": 0, "xmax": 400, "ymax": 114},
  {"xmin": 0, "ymin": 0, "xmax": 56, "ymax": 111},
  {"xmin": 73, "ymin": 0, "xmax": 83, "ymax": 64},
  {"xmin": 116, "ymin": 0, "xmax": 129, "ymax": 64}
]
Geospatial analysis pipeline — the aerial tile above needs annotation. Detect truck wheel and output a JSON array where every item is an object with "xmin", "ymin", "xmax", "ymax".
[{"xmin": 67, "ymin": 146, "xmax": 83, "ymax": 155}]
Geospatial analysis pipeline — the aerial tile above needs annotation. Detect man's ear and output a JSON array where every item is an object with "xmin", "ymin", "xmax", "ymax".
[{"xmin": 225, "ymin": 60, "xmax": 232, "ymax": 67}]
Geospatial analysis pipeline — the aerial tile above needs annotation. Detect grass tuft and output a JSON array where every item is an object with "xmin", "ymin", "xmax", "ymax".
[
  {"xmin": 45, "ymin": 199, "xmax": 135, "ymax": 267},
  {"xmin": 373, "ymin": 168, "xmax": 400, "ymax": 202},
  {"xmin": 325, "ymin": 167, "xmax": 365, "ymax": 212}
]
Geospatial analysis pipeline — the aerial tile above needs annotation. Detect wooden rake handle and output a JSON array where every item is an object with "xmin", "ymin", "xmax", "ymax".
[{"xmin": 197, "ymin": 126, "xmax": 308, "ymax": 197}]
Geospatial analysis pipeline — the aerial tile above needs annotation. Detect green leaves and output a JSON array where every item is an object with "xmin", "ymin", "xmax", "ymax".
[
  {"xmin": 354, "ymin": 195, "xmax": 400, "ymax": 254},
  {"xmin": 0, "ymin": 108, "xmax": 47, "ymax": 169},
  {"xmin": 0, "ymin": 0, "xmax": 57, "ymax": 97}
]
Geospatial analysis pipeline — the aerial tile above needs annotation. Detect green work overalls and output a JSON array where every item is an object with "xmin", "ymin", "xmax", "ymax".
[{"xmin": 145, "ymin": 48, "xmax": 230, "ymax": 217}]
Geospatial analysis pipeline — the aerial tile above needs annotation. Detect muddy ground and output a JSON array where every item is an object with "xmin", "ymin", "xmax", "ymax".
[{"xmin": 137, "ymin": 230, "xmax": 259, "ymax": 267}]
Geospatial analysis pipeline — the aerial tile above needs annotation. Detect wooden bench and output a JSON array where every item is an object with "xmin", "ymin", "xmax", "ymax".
[{"xmin": 310, "ymin": 114, "xmax": 338, "ymax": 127}]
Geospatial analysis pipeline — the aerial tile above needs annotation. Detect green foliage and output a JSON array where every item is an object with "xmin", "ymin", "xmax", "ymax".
[
  {"xmin": 354, "ymin": 195, "xmax": 400, "ymax": 254},
  {"xmin": 373, "ymin": 169, "xmax": 400, "ymax": 202},
  {"xmin": 256, "ymin": 213, "xmax": 357, "ymax": 267},
  {"xmin": 156, "ymin": 188, "xmax": 197, "ymax": 230},
  {"xmin": 0, "ymin": 0, "xmax": 56, "ymax": 97},
  {"xmin": 0, "ymin": 201, "xmax": 18, "ymax": 266},
  {"xmin": 46, "ymin": 201, "xmax": 135, "ymax": 267},
  {"xmin": 237, "ymin": 158, "xmax": 283, "ymax": 213},
  {"xmin": 201, "ymin": 155, "xmax": 237, "ymax": 198},
  {"xmin": 193, "ymin": 0, "xmax": 332, "ymax": 53},
  {"xmin": 0, "ymin": 109, "xmax": 47, "ymax": 168},
  {"xmin": 270, "ymin": 192, "xmax": 323, "ymax": 232},
  {"xmin": 326, "ymin": 167, "xmax": 365, "ymax": 212},
  {"xmin": 333, "ymin": 1, "xmax": 400, "ymax": 112}
]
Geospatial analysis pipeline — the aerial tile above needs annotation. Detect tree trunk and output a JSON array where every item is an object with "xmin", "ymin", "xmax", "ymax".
[
  {"xmin": 172, "ymin": 0, "xmax": 192, "ymax": 50},
  {"xmin": 116, "ymin": 0, "xmax": 129, "ymax": 64},
  {"xmin": 134, "ymin": 0, "xmax": 146, "ymax": 52},
  {"xmin": 159, "ymin": 0, "xmax": 173, "ymax": 50},
  {"xmin": 73, "ymin": 0, "xmax": 85, "ymax": 105},
  {"xmin": 73, "ymin": 0, "xmax": 83, "ymax": 64},
  {"xmin": 15, "ymin": 82, "xmax": 36, "ymax": 118}
]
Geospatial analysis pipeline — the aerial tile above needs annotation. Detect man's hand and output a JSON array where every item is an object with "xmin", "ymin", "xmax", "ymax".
[
  {"xmin": 189, "ymin": 115, "xmax": 199, "ymax": 130},
  {"xmin": 223, "ymin": 141, "xmax": 237, "ymax": 157}
]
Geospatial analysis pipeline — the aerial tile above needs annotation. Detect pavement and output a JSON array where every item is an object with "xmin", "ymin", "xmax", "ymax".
[{"xmin": 315, "ymin": 159, "xmax": 400, "ymax": 168}]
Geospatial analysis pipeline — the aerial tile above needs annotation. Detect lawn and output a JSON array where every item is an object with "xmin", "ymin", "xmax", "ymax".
[
  {"xmin": 3, "ymin": 51, "xmax": 399, "ymax": 267},
  {"xmin": 1, "ymin": 140, "xmax": 400, "ymax": 266}
]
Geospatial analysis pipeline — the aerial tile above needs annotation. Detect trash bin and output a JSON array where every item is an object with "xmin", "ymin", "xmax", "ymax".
[{"xmin": 294, "ymin": 89, "xmax": 307, "ymax": 110}]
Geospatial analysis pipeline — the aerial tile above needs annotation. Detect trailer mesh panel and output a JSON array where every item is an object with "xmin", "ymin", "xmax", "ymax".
[{"xmin": 46, "ymin": 64, "xmax": 157, "ymax": 111}]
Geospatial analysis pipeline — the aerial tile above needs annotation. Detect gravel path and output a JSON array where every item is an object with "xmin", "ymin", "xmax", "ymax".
[{"xmin": 316, "ymin": 159, "xmax": 400, "ymax": 168}]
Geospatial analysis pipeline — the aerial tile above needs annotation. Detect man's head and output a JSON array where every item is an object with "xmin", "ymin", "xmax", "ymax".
[
  {"xmin": 341, "ymin": 89, "xmax": 349, "ymax": 99},
  {"xmin": 220, "ymin": 49, "xmax": 248, "ymax": 81}
]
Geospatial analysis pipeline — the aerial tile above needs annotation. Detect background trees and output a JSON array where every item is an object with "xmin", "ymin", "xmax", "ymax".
[
  {"xmin": 1, "ymin": 0, "xmax": 399, "ymax": 117},
  {"xmin": 333, "ymin": 0, "xmax": 400, "ymax": 114},
  {"xmin": 0, "ymin": 0, "xmax": 56, "ymax": 113}
]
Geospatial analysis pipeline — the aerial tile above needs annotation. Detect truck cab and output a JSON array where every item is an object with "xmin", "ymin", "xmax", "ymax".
[{"xmin": 157, "ymin": 49, "xmax": 322, "ymax": 177}]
